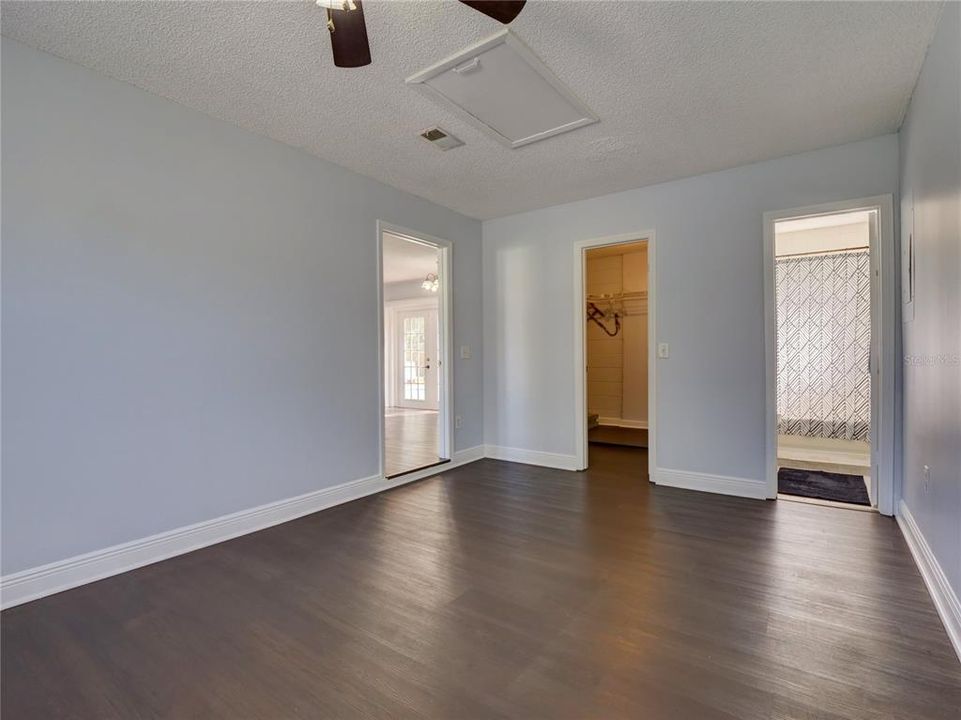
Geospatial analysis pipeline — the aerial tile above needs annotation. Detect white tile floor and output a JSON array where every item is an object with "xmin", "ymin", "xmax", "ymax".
[{"xmin": 777, "ymin": 434, "xmax": 870, "ymax": 475}]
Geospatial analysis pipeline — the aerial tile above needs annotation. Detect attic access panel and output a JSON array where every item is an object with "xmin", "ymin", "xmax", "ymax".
[{"xmin": 406, "ymin": 30, "xmax": 597, "ymax": 149}]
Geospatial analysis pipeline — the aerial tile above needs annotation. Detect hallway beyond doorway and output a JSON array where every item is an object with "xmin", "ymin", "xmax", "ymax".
[
  {"xmin": 380, "ymin": 225, "xmax": 451, "ymax": 479},
  {"xmin": 384, "ymin": 407, "xmax": 440, "ymax": 478}
]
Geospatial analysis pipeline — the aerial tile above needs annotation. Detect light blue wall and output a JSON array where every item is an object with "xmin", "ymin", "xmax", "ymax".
[
  {"xmin": 1, "ymin": 40, "xmax": 483, "ymax": 575},
  {"xmin": 898, "ymin": 2, "xmax": 961, "ymax": 599},
  {"xmin": 483, "ymin": 134, "xmax": 900, "ymax": 483}
]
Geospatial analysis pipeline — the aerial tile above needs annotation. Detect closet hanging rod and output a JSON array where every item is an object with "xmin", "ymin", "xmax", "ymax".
[{"xmin": 586, "ymin": 290, "xmax": 646, "ymax": 301}]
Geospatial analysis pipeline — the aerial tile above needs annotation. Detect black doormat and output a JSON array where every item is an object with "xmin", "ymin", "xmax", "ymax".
[{"xmin": 778, "ymin": 467, "xmax": 870, "ymax": 506}]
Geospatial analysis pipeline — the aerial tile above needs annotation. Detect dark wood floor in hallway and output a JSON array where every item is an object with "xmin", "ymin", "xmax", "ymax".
[{"xmin": 2, "ymin": 445, "xmax": 959, "ymax": 719}]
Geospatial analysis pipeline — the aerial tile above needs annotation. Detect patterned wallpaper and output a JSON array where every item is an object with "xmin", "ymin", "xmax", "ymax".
[{"xmin": 776, "ymin": 249, "xmax": 871, "ymax": 441}]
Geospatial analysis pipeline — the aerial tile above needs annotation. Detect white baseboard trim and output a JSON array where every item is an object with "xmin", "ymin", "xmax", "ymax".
[
  {"xmin": 484, "ymin": 444, "xmax": 579, "ymax": 471},
  {"xmin": 451, "ymin": 444, "xmax": 486, "ymax": 465},
  {"xmin": 653, "ymin": 467, "xmax": 770, "ymax": 500},
  {"xmin": 896, "ymin": 500, "xmax": 961, "ymax": 663},
  {"xmin": 598, "ymin": 417, "xmax": 648, "ymax": 429},
  {"xmin": 0, "ymin": 445, "xmax": 485, "ymax": 610}
]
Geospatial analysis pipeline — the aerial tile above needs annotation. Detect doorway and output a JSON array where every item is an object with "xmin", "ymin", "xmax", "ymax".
[
  {"xmin": 764, "ymin": 197, "xmax": 895, "ymax": 513},
  {"xmin": 379, "ymin": 225, "xmax": 452, "ymax": 479},
  {"xmin": 573, "ymin": 231, "xmax": 655, "ymax": 473},
  {"xmin": 585, "ymin": 241, "xmax": 649, "ymax": 449}
]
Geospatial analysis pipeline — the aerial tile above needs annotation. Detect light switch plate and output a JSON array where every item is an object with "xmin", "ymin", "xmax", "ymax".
[
  {"xmin": 460, "ymin": 345, "xmax": 472, "ymax": 359},
  {"xmin": 657, "ymin": 342, "xmax": 670, "ymax": 359}
]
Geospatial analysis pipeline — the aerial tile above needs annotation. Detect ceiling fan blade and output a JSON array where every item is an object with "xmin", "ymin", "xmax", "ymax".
[
  {"xmin": 327, "ymin": 0, "xmax": 371, "ymax": 68},
  {"xmin": 459, "ymin": 1, "xmax": 526, "ymax": 24}
]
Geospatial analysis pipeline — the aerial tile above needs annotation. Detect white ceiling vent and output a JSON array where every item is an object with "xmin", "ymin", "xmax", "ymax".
[{"xmin": 406, "ymin": 30, "xmax": 597, "ymax": 149}]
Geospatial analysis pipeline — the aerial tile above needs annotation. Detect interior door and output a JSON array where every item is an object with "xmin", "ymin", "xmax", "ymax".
[
  {"xmin": 395, "ymin": 308, "xmax": 439, "ymax": 410},
  {"xmin": 868, "ymin": 209, "xmax": 880, "ymax": 506}
]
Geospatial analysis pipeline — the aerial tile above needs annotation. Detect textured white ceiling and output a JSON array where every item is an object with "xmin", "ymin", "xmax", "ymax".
[
  {"xmin": 382, "ymin": 231, "xmax": 438, "ymax": 283},
  {"xmin": 1, "ymin": 1, "xmax": 940, "ymax": 219}
]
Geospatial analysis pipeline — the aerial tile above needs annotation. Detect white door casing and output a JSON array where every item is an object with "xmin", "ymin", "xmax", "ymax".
[
  {"xmin": 763, "ymin": 195, "xmax": 895, "ymax": 514},
  {"xmin": 573, "ymin": 231, "xmax": 656, "ymax": 473},
  {"xmin": 377, "ymin": 221, "xmax": 453, "ymax": 478}
]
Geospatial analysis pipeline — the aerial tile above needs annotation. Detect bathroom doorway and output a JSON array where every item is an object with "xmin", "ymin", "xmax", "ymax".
[{"xmin": 764, "ymin": 196, "xmax": 895, "ymax": 513}]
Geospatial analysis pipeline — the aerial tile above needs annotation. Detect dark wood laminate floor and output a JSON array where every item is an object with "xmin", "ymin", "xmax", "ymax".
[{"xmin": 3, "ymin": 445, "xmax": 959, "ymax": 719}]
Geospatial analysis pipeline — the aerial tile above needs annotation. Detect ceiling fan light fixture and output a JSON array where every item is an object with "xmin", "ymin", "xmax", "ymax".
[
  {"xmin": 421, "ymin": 273, "xmax": 440, "ymax": 292},
  {"xmin": 317, "ymin": 0, "xmax": 524, "ymax": 71},
  {"xmin": 322, "ymin": 0, "xmax": 371, "ymax": 67}
]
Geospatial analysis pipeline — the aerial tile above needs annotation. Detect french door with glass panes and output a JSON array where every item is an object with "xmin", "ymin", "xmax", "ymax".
[{"xmin": 395, "ymin": 308, "xmax": 438, "ymax": 410}]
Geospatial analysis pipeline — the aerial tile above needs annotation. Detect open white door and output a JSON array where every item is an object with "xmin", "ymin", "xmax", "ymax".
[{"xmin": 867, "ymin": 208, "xmax": 881, "ymax": 505}]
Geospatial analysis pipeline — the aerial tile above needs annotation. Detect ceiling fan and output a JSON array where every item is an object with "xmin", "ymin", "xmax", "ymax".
[{"xmin": 316, "ymin": 1, "xmax": 527, "ymax": 68}]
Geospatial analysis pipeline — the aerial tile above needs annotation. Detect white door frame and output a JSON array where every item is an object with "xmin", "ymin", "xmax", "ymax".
[
  {"xmin": 385, "ymin": 298, "xmax": 440, "ymax": 409},
  {"xmin": 763, "ymin": 195, "xmax": 896, "ymax": 514},
  {"xmin": 573, "ymin": 230, "xmax": 656, "ymax": 472},
  {"xmin": 377, "ymin": 222, "xmax": 453, "ymax": 477}
]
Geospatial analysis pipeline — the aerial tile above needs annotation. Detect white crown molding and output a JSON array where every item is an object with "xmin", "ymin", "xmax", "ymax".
[
  {"xmin": 653, "ymin": 467, "xmax": 771, "ymax": 500},
  {"xmin": 896, "ymin": 500, "xmax": 961, "ymax": 663},
  {"xmin": 1, "ymin": 445, "xmax": 485, "ymax": 609}
]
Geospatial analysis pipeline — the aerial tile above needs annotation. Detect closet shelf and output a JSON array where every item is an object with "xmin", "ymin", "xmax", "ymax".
[
  {"xmin": 586, "ymin": 290, "xmax": 647, "ymax": 302},
  {"xmin": 586, "ymin": 290, "xmax": 648, "ymax": 319}
]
